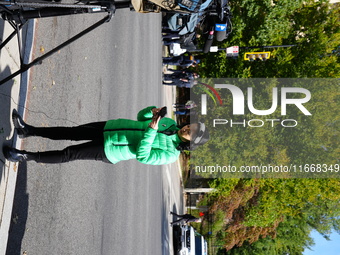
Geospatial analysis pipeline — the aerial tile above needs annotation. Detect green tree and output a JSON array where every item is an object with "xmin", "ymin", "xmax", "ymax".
[
  {"xmin": 191, "ymin": 79, "xmax": 339, "ymax": 178},
  {"xmin": 199, "ymin": 0, "xmax": 340, "ymax": 78},
  {"xmin": 191, "ymin": 1, "xmax": 340, "ymax": 254},
  {"xmin": 204, "ymin": 178, "xmax": 340, "ymax": 253},
  {"xmin": 225, "ymin": 217, "xmax": 314, "ymax": 255}
]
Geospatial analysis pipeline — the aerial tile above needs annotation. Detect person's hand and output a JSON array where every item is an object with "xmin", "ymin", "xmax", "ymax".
[
  {"xmin": 152, "ymin": 107, "xmax": 162, "ymax": 116},
  {"xmin": 149, "ymin": 116, "xmax": 161, "ymax": 130},
  {"xmin": 149, "ymin": 107, "xmax": 165, "ymax": 130}
]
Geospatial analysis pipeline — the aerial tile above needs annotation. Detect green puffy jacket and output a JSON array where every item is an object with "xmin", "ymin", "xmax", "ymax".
[{"xmin": 103, "ymin": 106, "xmax": 182, "ymax": 165}]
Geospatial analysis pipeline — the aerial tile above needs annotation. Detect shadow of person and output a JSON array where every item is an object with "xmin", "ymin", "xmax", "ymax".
[
  {"xmin": 0, "ymin": 65, "xmax": 15, "ymax": 186},
  {"xmin": 170, "ymin": 204, "xmax": 181, "ymax": 254},
  {"xmin": 5, "ymin": 160, "xmax": 29, "ymax": 255},
  {"xmin": 0, "ymin": 65, "xmax": 27, "ymax": 255}
]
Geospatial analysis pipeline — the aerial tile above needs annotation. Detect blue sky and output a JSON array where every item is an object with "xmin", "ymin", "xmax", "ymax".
[{"xmin": 303, "ymin": 231, "xmax": 340, "ymax": 255}]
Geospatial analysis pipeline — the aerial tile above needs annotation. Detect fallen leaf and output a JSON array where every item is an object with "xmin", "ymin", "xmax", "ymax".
[{"xmin": 13, "ymin": 163, "xmax": 17, "ymax": 172}]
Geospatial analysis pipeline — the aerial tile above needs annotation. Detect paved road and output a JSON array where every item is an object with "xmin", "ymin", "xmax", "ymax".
[{"xmin": 6, "ymin": 8, "xmax": 183, "ymax": 255}]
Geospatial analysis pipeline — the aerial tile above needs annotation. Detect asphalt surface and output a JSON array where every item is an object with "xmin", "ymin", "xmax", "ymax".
[{"xmin": 5, "ymin": 9, "xmax": 183, "ymax": 255}]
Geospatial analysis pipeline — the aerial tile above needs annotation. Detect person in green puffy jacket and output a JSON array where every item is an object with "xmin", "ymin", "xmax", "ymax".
[{"xmin": 3, "ymin": 106, "xmax": 209, "ymax": 165}]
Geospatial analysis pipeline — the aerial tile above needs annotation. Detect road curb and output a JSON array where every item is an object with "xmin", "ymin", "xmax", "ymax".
[{"xmin": 0, "ymin": 19, "xmax": 35, "ymax": 255}]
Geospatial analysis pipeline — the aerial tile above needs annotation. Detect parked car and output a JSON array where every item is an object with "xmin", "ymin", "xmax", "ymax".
[{"xmin": 174, "ymin": 225, "xmax": 208, "ymax": 255}]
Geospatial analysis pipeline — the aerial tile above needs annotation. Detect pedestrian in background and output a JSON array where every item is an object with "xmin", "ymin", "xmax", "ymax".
[
  {"xmin": 173, "ymin": 100, "xmax": 197, "ymax": 110},
  {"xmin": 163, "ymin": 54, "xmax": 200, "ymax": 68},
  {"xmin": 170, "ymin": 212, "xmax": 202, "ymax": 226},
  {"xmin": 163, "ymin": 71, "xmax": 199, "ymax": 88}
]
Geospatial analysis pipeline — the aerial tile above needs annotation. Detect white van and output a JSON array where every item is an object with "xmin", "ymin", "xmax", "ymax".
[{"xmin": 178, "ymin": 225, "xmax": 207, "ymax": 255}]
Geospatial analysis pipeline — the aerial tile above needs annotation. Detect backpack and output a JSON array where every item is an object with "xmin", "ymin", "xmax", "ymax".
[{"xmin": 177, "ymin": 0, "xmax": 202, "ymax": 12}]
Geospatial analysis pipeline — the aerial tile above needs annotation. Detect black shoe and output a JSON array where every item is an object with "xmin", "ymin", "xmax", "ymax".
[
  {"xmin": 12, "ymin": 111, "xmax": 31, "ymax": 138},
  {"xmin": 3, "ymin": 146, "xmax": 28, "ymax": 162}
]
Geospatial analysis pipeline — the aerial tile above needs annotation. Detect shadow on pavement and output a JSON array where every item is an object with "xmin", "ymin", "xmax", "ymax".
[
  {"xmin": 0, "ymin": 65, "xmax": 15, "ymax": 187},
  {"xmin": 1, "ymin": 17, "xmax": 28, "ymax": 255},
  {"xmin": 161, "ymin": 198, "xmax": 180, "ymax": 255},
  {"xmin": 170, "ymin": 204, "xmax": 180, "ymax": 255},
  {"xmin": 5, "ymin": 161, "xmax": 29, "ymax": 255},
  {"xmin": 0, "ymin": 19, "xmax": 5, "ymax": 41}
]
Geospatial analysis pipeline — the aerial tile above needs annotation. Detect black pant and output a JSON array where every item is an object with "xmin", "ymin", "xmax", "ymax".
[
  {"xmin": 170, "ymin": 212, "xmax": 188, "ymax": 225},
  {"xmin": 26, "ymin": 122, "xmax": 111, "ymax": 164}
]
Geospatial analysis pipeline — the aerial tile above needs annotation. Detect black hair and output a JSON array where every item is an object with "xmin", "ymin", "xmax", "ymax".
[{"xmin": 176, "ymin": 141, "xmax": 192, "ymax": 152}]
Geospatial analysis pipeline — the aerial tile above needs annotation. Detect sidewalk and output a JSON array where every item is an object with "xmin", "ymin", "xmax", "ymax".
[
  {"xmin": 0, "ymin": 19, "xmax": 35, "ymax": 255},
  {"xmin": 162, "ymin": 46, "xmax": 182, "ymax": 181},
  {"xmin": 162, "ymin": 78, "xmax": 182, "ymax": 175}
]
